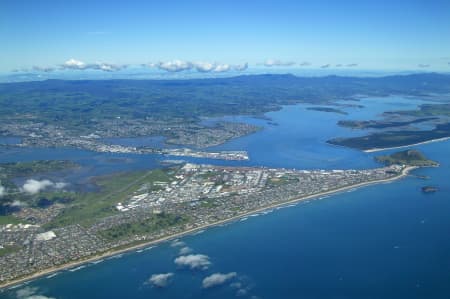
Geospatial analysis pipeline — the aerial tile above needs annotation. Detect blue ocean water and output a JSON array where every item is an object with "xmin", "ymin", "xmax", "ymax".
[{"xmin": 1, "ymin": 96, "xmax": 449, "ymax": 299}]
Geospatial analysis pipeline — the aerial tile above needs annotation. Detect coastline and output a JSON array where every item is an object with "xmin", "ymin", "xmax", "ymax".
[
  {"xmin": 0, "ymin": 165, "xmax": 417, "ymax": 290},
  {"xmin": 363, "ymin": 137, "xmax": 450, "ymax": 153}
]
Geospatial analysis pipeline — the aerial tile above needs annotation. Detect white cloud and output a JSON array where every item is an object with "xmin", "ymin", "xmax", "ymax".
[
  {"xmin": 21, "ymin": 179, "xmax": 67, "ymax": 195},
  {"xmin": 320, "ymin": 64, "xmax": 330, "ymax": 68},
  {"xmin": 233, "ymin": 63, "xmax": 248, "ymax": 71},
  {"xmin": 157, "ymin": 60, "xmax": 193, "ymax": 72},
  {"xmin": 148, "ymin": 273, "xmax": 174, "ymax": 287},
  {"xmin": 346, "ymin": 63, "xmax": 358, "ymax": 67},
  {"xmin": 142, "ymin": 63, "xmax": 156, "ymax": 68},
  {"xmin": 178, "ymin": 246, "xmax": 192, "ymax": 255},
  {"xmin": 230, "ymin": 279, "xmax": 254, "ymax": 297},
  {"xmin": 16, "ymin": 287, "xmax": 55, "ymax": 299},
  {"xmin": 236, "ymin": 288, "xmax": 248, "ymax": 296},
  {"xmin": 10, "ymin": 200, "xmax": 25, "ymax": 207},
  {"xmin": 213, "ymin": 63, "xmax": 231, "ymax": 72},
  {"xmin": 264, "ymin": 59, "xmax": 296, "ymax": 67},
  {"xmin": 22, "ymin": 179, "xmax": 53, "ymax": 194},
  {"xmin": 91, "ymin": 62, "xmax": 127, "ymax": 72},
  {"xmin": 55, "ymin": 59, "xmax": 247, "ymax": 73},
  {"xmin": 299, "ymin": 61, "xmax": 311, "ymax": 66},
  {"xmin": 174, "ymin": 254, "xmax": 211, "ymax": 270},
  {"xmin": 170, "ymin": 239, "xmax": 185, "ymax": 247},
  {"xmin": 63, "ymin": 58, "xmax": 87, "ymax": 70},
  {"xmin": 230, "ymin": 282, "xmax": 242, "ymax": 289},
  {"xmin": 193, "ymin": 61, "xmax": 217, "ymax": 72},
  {"xmin": 0, "ymin": 184, "xmax": 5, "ymax": 197},
  {"xmin": 54, "ymin": 182, "xmax": 68, "ymax": 189},
  {"xmin": 61, "ymin": 59, "xmax": 126, "ymax": 72},
  {"xmin": 32, "ymin": 66, "xmax": 55, "ymax": 72},
  {"xmin": 11, "ymin": 68, "xmax": 38, "ymax": 73},
  {"xmin": 147, "ymin": 60, "xmax": 248, "ymax": 73},
  {"xmin": 16, "ymin": 287, "xmax": 38, "ymax": 298},
  {"xmin": 202, "ymin": 272, "xmax": 237, "ymax": 289},
  {"xmin": 418, "ymin": 64, "xmax": 430, "ymax": 68}
]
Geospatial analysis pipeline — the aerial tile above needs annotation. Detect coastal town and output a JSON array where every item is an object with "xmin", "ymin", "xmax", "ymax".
[
  {"xmin": 0, "ymin": 118, "xmax": 251, "ymax": 161},
  {"xmin": 0, "ymin": 162, "xmax": 408, "ymax": 286},
  {"xmin": 0, "ymin": 116, "xmax": 259, "ymax": 151}
]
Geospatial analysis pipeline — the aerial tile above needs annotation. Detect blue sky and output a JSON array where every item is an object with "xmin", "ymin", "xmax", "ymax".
[{"xmin": 1, "ymin": 0, "xmax": 450, "ymax": 73}]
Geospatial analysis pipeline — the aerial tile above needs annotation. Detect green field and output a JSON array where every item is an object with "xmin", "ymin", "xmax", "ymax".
[
  {"xmin": 45, "ymin": 168, "xmax": 174, "ymax": 228},
  {"xmin": 0, "ymin": 215, "xmax": 23, "ymax": 225},
  {"xmin": 0, "ymin": 245, "xmax": 20, "ymax": 257},
  {"xmin": 98, "ymin": 213, "xmax": 189, "ymax": 241}
]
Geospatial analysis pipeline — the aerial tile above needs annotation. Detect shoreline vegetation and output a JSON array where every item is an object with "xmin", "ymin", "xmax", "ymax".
[
  {"xmin": 363, "ymin": 137, "xmax": 450, "ymax": 153},
  {"xmin": 337, "ymin": 117, "xmax": 438, "ymax": 129},
  {"xmin": 327, "ymin": 123, "xmax": 450, "ymax": 151},
  {"xmin": 374, "ymin": 149, "xmax": 438, "ymax": 167},
  {"xmin": 0, "ymin": 165, "xmax": 417, "ymax": 290}
]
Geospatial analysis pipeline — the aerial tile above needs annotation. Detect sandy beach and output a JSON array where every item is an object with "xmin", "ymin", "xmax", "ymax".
[
  {"xmin": 0, "ymin": 165, "xmax": 417, "ymax": 290},
  {"xmin": 364, "ymin": 137, "xmax": 450, "ymax": 153}
]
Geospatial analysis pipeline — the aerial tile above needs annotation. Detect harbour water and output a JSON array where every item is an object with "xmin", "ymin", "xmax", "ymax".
[{"xmin": 1, "ymin": 96, "xmax": 449, "ymax": 299}]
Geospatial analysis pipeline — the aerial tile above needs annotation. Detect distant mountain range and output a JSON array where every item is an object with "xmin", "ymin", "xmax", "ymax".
[{"xmin": 1, "ymin": 73, "xmax": 450, "ymax": 126}]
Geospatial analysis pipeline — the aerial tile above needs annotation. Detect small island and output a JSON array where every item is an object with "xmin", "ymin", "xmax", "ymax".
[
  {"xmin": 421, "ymin": 186, "xmax": 439, "ymax": 193},
  {"xmin": 375, "ymin": 150, "xmax": 438, "ymax": 167},
  {"xmin": 306, "ymin": 107, "xmax": 348, "ymax": 115},
  {"xmin": 337, "ymin": 117, "xmax": 438, "ymax": 129}
]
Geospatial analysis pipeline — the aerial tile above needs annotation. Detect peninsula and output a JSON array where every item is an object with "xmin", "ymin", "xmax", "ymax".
[
  {"xmin": 327, "ymin": 123, "xmax": 450, "ymax": 151},
  {"xmin": 374, "ymin": 149, "xmax": 438, "ymax": 167}
]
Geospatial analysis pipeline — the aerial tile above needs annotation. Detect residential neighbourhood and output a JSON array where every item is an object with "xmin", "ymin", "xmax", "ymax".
[{"xmin": 0, "ymin": 163, "xmax": 404, "ymax": 284}]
